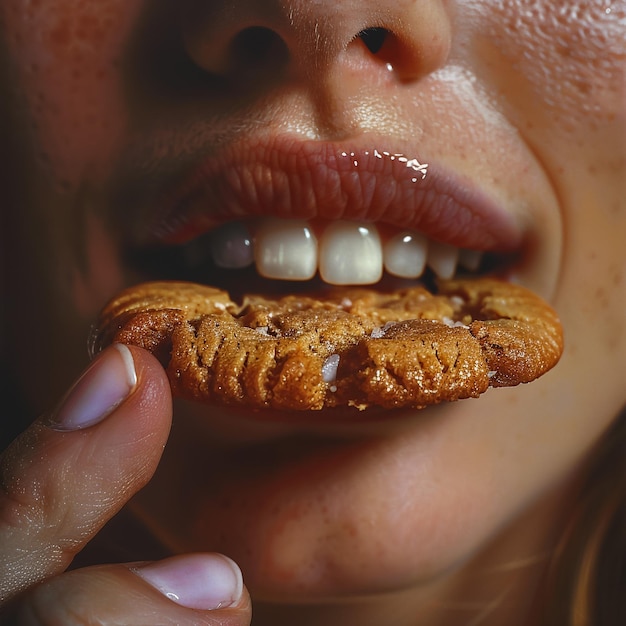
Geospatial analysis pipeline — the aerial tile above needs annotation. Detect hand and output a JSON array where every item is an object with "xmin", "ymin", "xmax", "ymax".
[{"xmin": 0, "ymin": 344, "xmax": 251, "ymax": 625}]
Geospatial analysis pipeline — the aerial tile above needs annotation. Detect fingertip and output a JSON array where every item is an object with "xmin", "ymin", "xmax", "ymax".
[
  {"xmin": 12, "ymin": 560, "xmax": 252, "ymax": 626},
  {"xmin": 97, "ymin": 345, "xmax": 174, "ymax": 487},
  {"xmin": 97, "ymin": 344, "xmax": 173, "ymax": 465},
  {"xmin": 133, "ymin": 553, "xmax": 245, "ymax": 611},
  {"xmin": 44, "ymin": 343, "xmax": 172, "ymax": 433},
  {"xmin": 47, "ymin": 344, "xmax": 138, "ymax": 431}
]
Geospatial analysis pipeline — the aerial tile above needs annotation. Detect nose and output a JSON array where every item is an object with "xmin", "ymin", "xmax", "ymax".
[{"xmin": 182, "ymin": 0, "xmax": 451, "ymax": 86}]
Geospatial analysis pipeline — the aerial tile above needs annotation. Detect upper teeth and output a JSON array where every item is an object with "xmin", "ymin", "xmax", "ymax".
[
  {"xmin": 255, "ymin": 219, "xmax": 318, "ymax": 280},
  {"xmin": 318, "ymin": 221, "xmax": 383, "ymax": 284},
  {"xmin": 203, "ymin": 219, "xmax": 483, "ymax": 285}
]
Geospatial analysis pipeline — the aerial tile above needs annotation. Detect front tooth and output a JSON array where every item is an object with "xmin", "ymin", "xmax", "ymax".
[
  {"xmin": 427, "ymin": 241, "xmax": 459, "ymax": 279},
  {"xmin": 383, "ymin": 231, "xmax": 428, "ymax": 279},
  {"xmin": 255, "ymin": 219, "xmax": 318, "ymax": 280},
  {"xmin": 319, "ymin": 221, "xmax": 383, "ymax": 285},
  {"xmin": 210, "ymin": 221, "xmax": 254, "ymax": 268}
]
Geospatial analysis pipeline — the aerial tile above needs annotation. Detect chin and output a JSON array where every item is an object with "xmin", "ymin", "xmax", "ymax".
[{"xmin": 130, "ymin": 377, "xmax": 575, "ymax": 602}]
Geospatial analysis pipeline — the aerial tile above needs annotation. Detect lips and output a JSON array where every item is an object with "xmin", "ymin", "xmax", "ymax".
[{"xmin": 143, "ymin": 135, "xmax": 524, "ymax": 269}]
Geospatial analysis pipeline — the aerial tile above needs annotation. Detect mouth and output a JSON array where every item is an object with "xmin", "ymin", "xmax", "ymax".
[
  {"xmin": 101, "ymin": 134, "xmax": 562, "ymax": 421},
  {"xmin": 125, "ymin": 135, "xmax": 524, "ymax": 295}
]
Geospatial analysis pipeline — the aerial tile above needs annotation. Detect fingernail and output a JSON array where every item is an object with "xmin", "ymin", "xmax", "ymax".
[
  {"xmin": 134, "ymin": 553, "xmax": 244, "ymax": 611},
  {"xmin": 48, "ymin": 344, "xmax": 137, "ymax": 431}
]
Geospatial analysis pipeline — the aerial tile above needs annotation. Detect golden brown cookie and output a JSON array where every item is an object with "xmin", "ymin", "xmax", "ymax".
[{"xmin": 93, "ymin": 278, "xmax": 564, "ymax": 411}]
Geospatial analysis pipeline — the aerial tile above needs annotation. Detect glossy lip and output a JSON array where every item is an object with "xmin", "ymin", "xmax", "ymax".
[{"xmin": 144, "ymin": 134, "xmax": 524, "ymax": 253}]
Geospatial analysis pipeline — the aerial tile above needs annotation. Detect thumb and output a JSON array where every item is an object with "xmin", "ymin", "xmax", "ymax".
[
  {"xmin": 0, "ymin": 344, "xmax": 172, "ymax": 604},
  {"xmin": 5, "ymin": 554, "xmax": 250, "ymax": 626}
]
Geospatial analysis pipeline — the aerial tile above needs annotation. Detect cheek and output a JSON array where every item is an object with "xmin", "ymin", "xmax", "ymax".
[
  {"xmin": 559, "ymin": 204, "xmax": 626, "ymax": 368},
  {"xmin": 498, "ymin": 0, "xmax": 624, "ymax": 116},
  {"xmin": 468, "ymin": 0, "xmax": 626, "ymax": 163},
  {"xmin": 468, "ymin": 1, "xmax": 626, "ymax": 345},
  {"xmin": 0, "ymin": 0, "xmax": 145, "ymax": 188}
]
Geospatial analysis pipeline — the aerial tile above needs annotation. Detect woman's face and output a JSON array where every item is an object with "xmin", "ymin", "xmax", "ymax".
[{"xmin": 3, "ymin": 0, "xmax": 625, "ymax": 606}]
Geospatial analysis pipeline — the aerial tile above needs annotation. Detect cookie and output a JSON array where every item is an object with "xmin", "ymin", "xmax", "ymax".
[{"xmin": 93, "ymin": 278, "xmax": 564, "ymax": 411}]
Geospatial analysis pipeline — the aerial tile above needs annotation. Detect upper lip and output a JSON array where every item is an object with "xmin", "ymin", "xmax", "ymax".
[{"xmin": 143, "ymin": 134, "xmax": 524, "ymax": 253}]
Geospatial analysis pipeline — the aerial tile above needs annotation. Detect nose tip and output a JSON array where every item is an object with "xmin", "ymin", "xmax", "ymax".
[{"xmin": 182, "ymin": 0, "xmax": 451, "ymax": 86}]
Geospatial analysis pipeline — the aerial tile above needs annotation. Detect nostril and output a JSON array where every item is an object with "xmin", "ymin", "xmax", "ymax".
[
  {"xmin": 230, "ymin": 26, "xmax": 289, "ymax": 70},
  {"xmin": 357, "ymin": 27, "xmax": 389, "ymax": 54}
]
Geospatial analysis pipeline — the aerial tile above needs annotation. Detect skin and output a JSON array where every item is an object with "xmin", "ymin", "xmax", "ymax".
[{"xmin": 1, "ymin": 1, "xmax": 625, "ymax": 624}]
